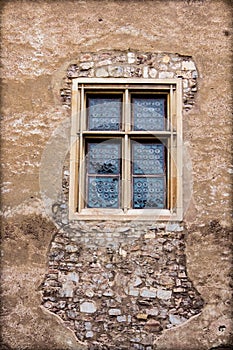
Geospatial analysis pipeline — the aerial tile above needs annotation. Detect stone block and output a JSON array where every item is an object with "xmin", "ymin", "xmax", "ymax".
[
  {"xmin": 149, "ymin": 68, "xmax": 157, "ymax": 78},
  {"xmin": 159, "ymin": 71, "xmax": 174, "ymax": 79},
  {"xmin": 157, "ymin": 289, "xmax": 172, "ymax": 300},
  {"xmin": 136, "ymin": 313, "xmax": 148, "ymax": 320},
  {"xmin": 95, "ymin": 67, "xmax": 109, "ymax": 77},
  {"xmin": 169, "ymin": 314, "xmax": 187, "ymax": 325},
  {"xmin": 127, "ymin": 52, "xmax": 136, "ymax": 64},
  {"xmin": 109, "ymin": 308, "xmax": 121, "ymax": 316},
  {"xmin": 79, "ymin": 62, "xmax": 94, "ymax": 70},
  {"xmin": 182, "ymin": 60, "xmax": 196, "ymax": 71},
  {"xmin": 80, "ymin": 301, "xmax": 97, "ymax": 313},
  {"xmin": 117, "ymin": 315, "xmax": 127, "ymax": 322},
  {"xmin": 140, "ymin": 288, "xmax": 157, "ymax": 298}
]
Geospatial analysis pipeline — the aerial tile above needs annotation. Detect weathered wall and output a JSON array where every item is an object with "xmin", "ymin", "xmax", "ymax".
[{"xmin": 0, "ymin": 0, "xmax": 232, "ymax": 349}]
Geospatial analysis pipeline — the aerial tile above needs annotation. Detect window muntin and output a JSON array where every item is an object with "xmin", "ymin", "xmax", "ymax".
[{"xmin": 69, "ymin": 78, "xmax": 183, "ymax": 221}]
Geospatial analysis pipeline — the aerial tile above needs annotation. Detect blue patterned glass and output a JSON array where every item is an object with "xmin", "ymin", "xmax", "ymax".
[
  {"xmin": 88, "ymin": 96, "xmax": 122, "ymax": 131},
  {"xmin": 132, "ymin": 96, "xmax": 165, "ymax": 131},
  {"xmin": 88, "ymin": 177, "xmax": 119, "ymax": 208},
  {"xmin": 87, "ymin": 142, "xmax": 120, "ymax": 175},
  {"xmin": 133, "ymin": 177, "xmax": 165, "ymax": 209},
  {"xmin": 132, "ymin": 143, "xmax": 164, "ymax": 175}
]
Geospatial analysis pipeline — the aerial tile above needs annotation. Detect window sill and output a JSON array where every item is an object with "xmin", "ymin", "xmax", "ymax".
[{"xmin": 69, "ymin": 208, "xmax": 182, "ymax": 221}]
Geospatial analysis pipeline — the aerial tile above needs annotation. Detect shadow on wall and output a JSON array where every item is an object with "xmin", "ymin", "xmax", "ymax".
[{"xmin": 209, "ymin": 346, "xmax": 233, "ymax": 350}]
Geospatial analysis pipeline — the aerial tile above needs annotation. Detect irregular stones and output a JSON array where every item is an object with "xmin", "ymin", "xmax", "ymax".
[
  {"xmin": 149, "ymin": 68, "xmax": 157, "ymax": 78},
  {"xmin": 128, "ymin": 286, "xmax": 139, "ymax": 297},
  {"xmin": 145, "ymin": 319, "xmax": 162, "ymax": 330},
  {"xmin": 61, "ymin": 51, "xmax": 198, "ymax": 111},
  {"xmin": 146, "ymin": 307, "xmax": 159, "ymax": 316},
  {"xmin": 79, "ymin": 62, "xmax": 94, "ymax": 70},
  {"xmin": 144, "ymin": 232, "xmax": 155, "ymax": 239},
  {"xmin": 96, "ymin": 67, "xmax": 109, "ymax": 77},
  {"xmin": 127, "ymin": 52, "xmax": 136, "ymax": 64},
  {"xmin": 136, "ymin": 313, "xmax": 148, "ymax": 320},
  {"xmin": 157, "ymin": 289, "xmax": 172, "ymax": 300},
  {"xmin": 103, "ymin": 289, "xmax": 114, "ymax": 297},
  {"xmin": 117, "ymin": 315, "xmax": 127, "ymax": 322},
  {"xmin": 169, "ymin": 313, "xmax": 187, "ymax": 325},
  {"xmin": 42, "ymin": 191, "xmax": 204, "ymax": 349},
  {"xmin": 162, "ymin": 55, "xmax": 170, "ymax": 64},
  {"xmin": 59, "ymin": 278, "xmax": 75, "ymax": 298},
  {"xmin": 182, "ymin": 60, "xmax": 196, "ymax": 71},
  {"xmin": 86, "ymin": 331, "xmax": 94, "ymax": 338},
  {"xmin": 143, "ymin": 66, "xmax": 149, "ymax": 78},
  {"xmin": 109, "ymin": 308, "xmax": 121, "ymax": 316},
  {"xmin": 85, "ymin": 289, "xmax": 95, "ymax": 298},
  {"xmin": 133, "ymin": 276, "xmax": 143, "ymax": 287},
  {"xmin": 108, "ymin": 66, "xmax": 124, "ymax": 77},
  {"xmin": 80, "ymin": 301, "xmax": 97, "ymax": 313},
  {"xmin": 158, "ymin": 71, "xmax": 174, "ymax": 79},
  {"xmin": 140, "ymin": 288, "xmax": 157, "ymax": 298},
  {"xmin": 65, "ymin": 243, "xmax": 79, "ymax": 252}
]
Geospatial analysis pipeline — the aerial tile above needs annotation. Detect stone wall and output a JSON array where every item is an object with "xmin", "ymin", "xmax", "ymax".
[
  {"xmin": 1, "ymin": 1, "xmax": 232, "ymax": 350},
  {"xmin": 61, "ymin": 51, "xmax": 198, "ymax": 110}
]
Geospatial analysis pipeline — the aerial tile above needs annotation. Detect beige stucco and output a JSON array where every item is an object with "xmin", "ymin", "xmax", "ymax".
[{"xmin": 1, "ymin": 1, "xmax": 232, "ymax": 349}]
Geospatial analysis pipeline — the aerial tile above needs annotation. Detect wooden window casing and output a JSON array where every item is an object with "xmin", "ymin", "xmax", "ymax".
[{"xmin": 69, "ymin": 78, "xmax": 183, "ymax": 221}]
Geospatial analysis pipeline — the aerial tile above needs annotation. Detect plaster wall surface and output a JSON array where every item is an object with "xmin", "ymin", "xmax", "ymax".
[{"xmin": 0, "ymin": 1, "xmax": 232, "ymax": 349}]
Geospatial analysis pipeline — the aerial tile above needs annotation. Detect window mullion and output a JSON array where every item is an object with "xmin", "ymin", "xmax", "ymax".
[
  {"xmin": 176, "ymin": 79, "xmax": 183, "ymax": 219},
  {"xmin": 123, "ymin": 89, "xmax": 131, "ymax": 211},
  {"xmin": 169, "ymin": 84, "xmax": 174, "ymax": 213}
]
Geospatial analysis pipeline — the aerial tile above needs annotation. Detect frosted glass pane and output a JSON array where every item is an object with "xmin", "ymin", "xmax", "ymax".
[
  {"xmin": 132, "ymin": 97, "xmax": 165, "ymax": 131},
  {"xmin": 88, "ymin": 96, "xmax": 121, "ymax": 131}
]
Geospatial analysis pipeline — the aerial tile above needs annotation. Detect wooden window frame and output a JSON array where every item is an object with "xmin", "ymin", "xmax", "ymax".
[{"xmin": 69, "ymin": 78, "xmax": 183, "ymax": 221}]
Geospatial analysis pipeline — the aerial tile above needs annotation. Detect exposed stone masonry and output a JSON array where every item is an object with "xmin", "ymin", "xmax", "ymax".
[
  {"xmin": 42, "ymin": 228, "xmax": 204, "ymax": 350},
  {"xmin": 41, "ymin": 162, "xmax": 204, "ymax": 349},
  {"xmin": 60, "ymin": 51, "xmax": 198, "ymax": 111}
]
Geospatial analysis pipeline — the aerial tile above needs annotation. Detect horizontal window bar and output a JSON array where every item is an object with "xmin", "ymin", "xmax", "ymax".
[
  {"xmin": 81, "ymin": 131, "xmax": 174, "ymax": 136},
  {"xmin": 74, "ymin": 77, "xmax": 179, "ymax": 85}
]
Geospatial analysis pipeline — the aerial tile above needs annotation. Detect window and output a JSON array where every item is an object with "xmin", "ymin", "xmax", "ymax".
[{"xmin": 69, "ymin": 78, "xmax": 183, "ymax": 221}]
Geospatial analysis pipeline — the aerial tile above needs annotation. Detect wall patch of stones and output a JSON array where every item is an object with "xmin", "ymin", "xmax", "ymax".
[
  {"xmin": 60, "ymin": 51, "xmax": 198, "ymax": 111},
  {"xmin": 41, "ymin": 160, "xmax": 204, "ymax": 350}
]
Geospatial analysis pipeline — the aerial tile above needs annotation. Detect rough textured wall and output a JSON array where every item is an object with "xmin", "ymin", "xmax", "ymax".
[{"xmin": 0, "ymin": 1, "xmax": 232, "ymax": 350}]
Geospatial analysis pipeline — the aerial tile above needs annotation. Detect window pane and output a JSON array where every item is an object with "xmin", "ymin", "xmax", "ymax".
[
  {"xmin": 132, "ymin": 96, "xmax": 166, "ymax": 131},
  {"xmin": 87, "ymin": 142, "xmax": 120, "ymax": 175},
  {"xmin": 87, "ymin": 95, "xmax": 122, "ymax": 131},
  {"xmin": 87, "ymin": 177, "xmax": 119, "ymax": 208},
  {"xmin": 133, "ymin": 177, "xmax": 165, "ymax": 209},
  {"xmin": 132, "ymin": 141, "xmax": 166, "ymax": 209},
  {"xmin": 86, "ymin": 140, "xmax": 121, "ymax": 208},
  {"xmin": 132, "ymin": 143, "xmax": 164, "ymax": 175}
]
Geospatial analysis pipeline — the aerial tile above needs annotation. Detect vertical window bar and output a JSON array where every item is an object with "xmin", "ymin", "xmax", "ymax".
[
  {"xmin": 125, "ymin": 89, "xmax": 131, "ymax": 210},
  {"xmin": 69, "ymin": 80, "xmax": 79, "ymax": 217},
  {"xmin": 176, "ymin": 79, "xmax": 183, "ymax": 219},
  {"xmin": 122, "ymin": 90, "xmax": 126, "ymax": 211},
  {"xmin": 170, "ymin": 84, "xmax": 174, "ymax": 213},
  {"xmin": 78, "ymin": 84, "xmax": 85, "ymax": 212}
]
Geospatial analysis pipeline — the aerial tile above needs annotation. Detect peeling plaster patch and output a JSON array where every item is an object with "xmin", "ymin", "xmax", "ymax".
[
  {"xmin": 115, "ymin": 25, "xmax": 158, "ymax": 41},
  {"xmin": 1, "ymin": 182, "xmax": 12, "ymax": 193},
  {"xmin": 0, "ymin": 199, "xmax": 45, "ymax": 218}
]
